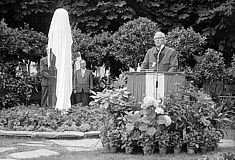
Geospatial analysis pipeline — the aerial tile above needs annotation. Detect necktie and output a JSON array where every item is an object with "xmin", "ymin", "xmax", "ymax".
[{"xmin": 154, "ymin": 49, "xmax": 164, "ymax": 63}]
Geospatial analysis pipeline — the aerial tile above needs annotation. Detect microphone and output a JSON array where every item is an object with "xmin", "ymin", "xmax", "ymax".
[
  {"xmin": 152, "ymin": 44, "xmax": 164, "ymax": 67},
  {"xmin": 157, "ymin": 44, "xmax": 164, "ymax": 63},
  {"xmin": 155, "ymin": 44, "xmax": 164, "ymax": 89}
]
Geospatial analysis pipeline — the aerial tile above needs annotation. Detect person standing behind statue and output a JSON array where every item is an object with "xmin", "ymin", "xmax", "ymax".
[
  {"xmin": 71, "ymin": 53, "xmax": 82, "ymax": 105},
  {"xmin": 47, "ymin": 48, "xmax": 57, "ymax": 108},
  {"xmin": 74, "ymin": 52, "xmax": 82, "ymax": 71},
  {"xmin": 141, "ymin": 31, "xmax": 178, "ymax": 72},
  {"xmin": 40, "ymin": 56, "xmax": 49, "ymax": 107},
  {"xmin": 74, "ymin": 59, "xmax": 93, "ymax": 106}
]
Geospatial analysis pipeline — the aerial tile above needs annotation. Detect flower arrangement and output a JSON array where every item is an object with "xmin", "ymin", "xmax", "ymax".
[
  {"xmin": 128, "ymin": 96, "xmax": 172, "ymax": 155},
  {"xmin": 91, "ymin": 83, "xmax": 230, "ymax": 155}
]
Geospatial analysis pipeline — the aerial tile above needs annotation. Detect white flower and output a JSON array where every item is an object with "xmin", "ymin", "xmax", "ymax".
[
  {"xmin": 155, "ymin": 107, "xmax": 164, "ymax": 114},
  {"xmin": 134, "ymin": 111, "xmax": 140, "ymax": 114},
  {"xmin": 164, "ymin": 115, "xmax": 171, "ymax": 127},
  {"xmin": 143, "ymin": 96, "xmax": 153, "ymax": 104},
  {"xmin": 143, "ymin": 96, "xmax": 160, "ymax": 107},
  {"xmin": 141, "ymin": 103, "xmax": 148, "ymax": 109}
]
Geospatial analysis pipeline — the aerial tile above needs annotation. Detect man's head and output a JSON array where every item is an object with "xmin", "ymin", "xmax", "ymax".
[
  {"xmin": 153, "ymin": 31, "xmax": 166, "ymax": 48},
  {"xmin": 80, "ymin": 59, "xmax": 86, "ymax": 69}
]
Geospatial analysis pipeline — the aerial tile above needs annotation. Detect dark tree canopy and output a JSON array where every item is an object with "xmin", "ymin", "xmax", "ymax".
[{"xmin": 0, "ymin": 0, "xmax": 234, "ymax": 64}]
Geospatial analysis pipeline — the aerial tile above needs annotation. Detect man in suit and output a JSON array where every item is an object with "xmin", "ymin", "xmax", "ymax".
[
  {"xmin": 141, "ymin": 31, "xmax": 178, "ymax": 72},
  {"xmin": 74, "ymin": 59, "xmax": 93, "ymax": 106},
  {"xmin": 40, "ymin": 56, "xmax": 50, "ymax": 107}
]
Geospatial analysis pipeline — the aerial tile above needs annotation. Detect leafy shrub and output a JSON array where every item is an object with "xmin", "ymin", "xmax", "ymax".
[
  {"xmin": 0, "ymin": 61, "xmax": 41, "ymax": 109},
  {"xmin": 225, "ymin": 55, "xmax": 235, "ymax": 96},
  {"xmin": 92, "ymin": 76, "xmax": 107, "ymax": 92},
  {"xmin": 191, "ymin": 48, "xmax": 226, "ymax": 84},
  {"xmin": 164, "ymin": 82, "xmax": 233, "ymax": 151},
  {"xmin": 89, "ymin": 82, "xmax": 233, "ymax": 155},
  {"xmin": 0, "ymin": 104, "xmax": 103, "ymax": 132},
  {"xmin": 0, "ymin": 19, "xmax": 46, "ymax": 109},
  {"xmin": 109, "ymin": 72, "xmax": 128, "ymax": 89},
  {"xmin": 166, "ymin": 27, "xmax": 207, "ymax": 69},
  {"xmin": 0, "ymin": 19, "xmax": 47, "ymax": 62},
  {"xmin": 90, "ymin": 88, "xmax": 140, "ymax": 152},
  {"xmin": 72, "ymin": 29, "xmax": 114, "ymax": 69},
  {"xmin": 187, "ymin": 48, "xmax": 226, "ymax": 101},
  {"xmin": 111, "ymin": 17, "xmax": 159, "ymax": 69}
]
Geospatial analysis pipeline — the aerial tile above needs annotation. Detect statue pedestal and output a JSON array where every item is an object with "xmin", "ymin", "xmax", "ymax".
[{"xmin": 126, "ymin": 70, "xmax": 185, "ymax": 102}]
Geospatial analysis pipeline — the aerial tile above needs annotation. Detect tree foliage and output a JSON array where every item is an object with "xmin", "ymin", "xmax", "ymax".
[
  {"xmin": 72, "ymin": 28, "xmax": 114, "ymax": 69},
  {"xmin": 0, "ymin": 19, "xmax": 47, "ymax": 63},
  {"xmin": 166, "ymin": 27, "xmax": 207, "ymax": 69},
  {"xmin": 110, "ymin": 17, "xmax": 159, "ymax": 69},
  {"xmin": 195, "ymin": 0, "xmax": 235, "ymax": 64},
  {"xmin": 188, "ymin": 48, "xmax": 226, "ymax": 88},
  {"xmin": 0, "ymin": 19, "xmax": 46, "ymax": 109},
  {"xmin": 1, "ymin": 0, "xmax": 234, "ymax": 64},
  {"xmin": 64, "ymin": 0, "xmax": 135, "ymax": 34}
]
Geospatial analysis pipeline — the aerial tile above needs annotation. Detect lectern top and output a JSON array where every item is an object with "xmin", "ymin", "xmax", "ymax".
[{"xmin": 127, "ymin": 70, "xmax": 185, "ymax": 75}]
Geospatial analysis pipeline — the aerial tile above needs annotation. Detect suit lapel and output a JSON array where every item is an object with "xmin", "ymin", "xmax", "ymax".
[{"xmin": 77, "ymin": 70, "xmax": 82, "ymax": 79}]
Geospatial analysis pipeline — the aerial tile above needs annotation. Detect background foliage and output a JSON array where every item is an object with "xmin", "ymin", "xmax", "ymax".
[
  {"xmin": 166, "ymin": 27, "xmax": 207, "ymax": 69},
  {"xmin": 110, "ymin": 17, "xmax": 158, "ymax": 69},
  {"xmin": 0, "ymin": 0, "xmax": 235, "ymax": 109},
  {"xmin": 1, "ymin": 0, "xmax": 234, "ymax": 64}
]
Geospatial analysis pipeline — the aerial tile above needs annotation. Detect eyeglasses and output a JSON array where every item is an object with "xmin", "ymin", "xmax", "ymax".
[{"xmin": 154, "ymin": 37, "xmax": 165, "ymax": 40}]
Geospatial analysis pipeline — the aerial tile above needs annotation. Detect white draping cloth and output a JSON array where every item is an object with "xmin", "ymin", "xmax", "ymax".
[{"xmin": 48, "ymin": 8, "xmax": 73, "ymax": 111}]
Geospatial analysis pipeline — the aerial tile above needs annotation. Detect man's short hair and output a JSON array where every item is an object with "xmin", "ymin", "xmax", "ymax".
[{"xmin": 154, "ymin": 31, "xmax": 166, "ymax": 39}]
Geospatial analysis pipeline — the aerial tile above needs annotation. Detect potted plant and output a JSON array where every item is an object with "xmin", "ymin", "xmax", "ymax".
[
  {"xmin": 185, "ymin": 132, "xmax": 199, "ymax": 154},
  {"xmin": 200, "ymin": 130, "xmax": 221, "ymax": 153},
  {"xmin": 138, "ymin": 132, "xmax": 156, "ymax": 155},
  {"xmin": 99, "ymin": 124, "xmax": 112, "ymax": 152},
  {"xmin": 121, "ymin": 129, "xmax": 140, "ymax": 154},
  {"xmin": 107, "ymin": 127, "xmax": 122, "ymax": 153},
  {"xmin": 157, "ymin": 131, "xmax": 171, "ymax": 155},
  {"xmin": 135, "ymin": 96, "xmax": 172, "ymax": 155},
  {"xmin": 90, "ymin": 87, "xmax": 140, "ymax": 153},
  {"xmin": 171, "ymin": 133, "xmax": 184, "ymax": 154},
  {"xmin": 122, "ymin": 109, "xmax": 143, "ymax": 154}
]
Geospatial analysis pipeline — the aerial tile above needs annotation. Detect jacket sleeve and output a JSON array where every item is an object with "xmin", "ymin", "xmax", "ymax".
[
  {"xmin": 168, "ymin": 50, "xmax": 178, "ymax": 72},
  {"xmin": 141, "ymin": 50, "xmax": 150, "ymax": 69},
  {"xmin": 40, "ymin": 58, "xmax": 50, "ymax": 79}
]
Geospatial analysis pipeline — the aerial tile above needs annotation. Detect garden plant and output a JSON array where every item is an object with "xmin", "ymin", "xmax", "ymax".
[{"xmin": 90, "ymin": 82, "xmax": 234, "ymax": 156}]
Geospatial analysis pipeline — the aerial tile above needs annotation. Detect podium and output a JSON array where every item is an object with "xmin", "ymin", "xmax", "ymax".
[{"xmin": 126, "ymin": 70, "xmax": 185, "ymax": 102}]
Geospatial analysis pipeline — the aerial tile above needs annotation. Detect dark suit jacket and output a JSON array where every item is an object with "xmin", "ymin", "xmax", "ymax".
[
  {"xmin": 40, "ymin": 57, "xmax": 49, "ymax": 86},
  {"xmin": 141, "ymin": 46, "xmax": 178, "ymax": 72},
  {"xmin": 74, "ymin": 69, "xmax": 93, "ymax": 93}
]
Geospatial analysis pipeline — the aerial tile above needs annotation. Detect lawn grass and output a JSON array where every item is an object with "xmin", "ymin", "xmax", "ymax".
[
  {"xmin": 223, "ymin": 128, "xmax": 235, "ymax": 140},
  {"xmin": 0, "ymin": 136, "xmax": 234, "ymax": 160},
  {"xmin": 32, "ymin": 147, "xmax": 235, "ymax": 160}
]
